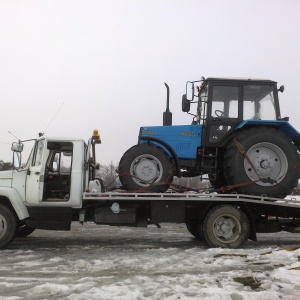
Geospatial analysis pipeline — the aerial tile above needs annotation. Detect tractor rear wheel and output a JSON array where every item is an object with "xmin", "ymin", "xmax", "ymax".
[
  {"xmin": 224, "ymin": 127, "xmax": 300, "ymax": 198},
  {"xmin": 118, "ymin": 144, "xmax": 174, "ymax": 192}
]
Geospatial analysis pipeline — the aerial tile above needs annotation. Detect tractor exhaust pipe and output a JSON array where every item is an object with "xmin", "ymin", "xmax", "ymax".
[{"xmin": 163, "ymin": 83, "xmax": 172, "ymax": 126}]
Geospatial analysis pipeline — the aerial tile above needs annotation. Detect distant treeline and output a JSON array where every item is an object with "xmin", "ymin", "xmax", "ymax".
[{"xmin": 0, "ymin": 161, "xmax": 13, "ymax": 170}]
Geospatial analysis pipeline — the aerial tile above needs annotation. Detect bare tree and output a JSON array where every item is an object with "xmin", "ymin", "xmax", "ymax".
[{"xmin": 97, "ymin": 161, "xmax": 118, "ymax": 190}]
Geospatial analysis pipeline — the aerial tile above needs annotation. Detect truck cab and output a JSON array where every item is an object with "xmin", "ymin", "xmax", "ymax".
[
  {"xmin": 10, "ymin": 136, "xmax": 86, "ymax": 207},
  {"xmin": 0, "ymin": 132, "xmax": 102, "ymax": 236}
]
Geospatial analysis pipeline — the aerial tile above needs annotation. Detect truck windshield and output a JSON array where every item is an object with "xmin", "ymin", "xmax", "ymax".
[{"xmin": 243, "ymin": 84, "xmax": 276, "ymax": 120}]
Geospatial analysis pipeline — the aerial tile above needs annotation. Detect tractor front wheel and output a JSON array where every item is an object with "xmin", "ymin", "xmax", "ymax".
[{"xmin": 118, "ymin": 144, "xmax": 174, "ymax": 192}]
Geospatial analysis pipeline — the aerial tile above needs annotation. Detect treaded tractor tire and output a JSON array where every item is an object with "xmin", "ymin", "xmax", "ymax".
[
  {"xmin": 118, "ymin": 144, "xmax": 174, "ymax": 192},
  {"xmin": 224, "ymin": 127, "xmax": 300, "ymax": 198},
  {"xmin": 0, "ymin": 204, "xmax": 17, "ymax": 248},
  {"xmin": 209, "ymin": 173, "xmax": 227, "ymax": 190},
  {"xmin": 202, "ymin": 205, "xmax": 250, "ymax": 248}
]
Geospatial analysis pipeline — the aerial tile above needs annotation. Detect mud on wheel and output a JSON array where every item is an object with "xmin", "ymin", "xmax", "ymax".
[
  {"xmin": 118, "ymin": 144, "xmax": 174, "ymax": 192},
  {"xmin": 224, "ymin": 127, "xmax": 300, "ymax": 198},
  {"xmin": 202, "ymin": 205, "xmax": 250, "ymax": 248}
]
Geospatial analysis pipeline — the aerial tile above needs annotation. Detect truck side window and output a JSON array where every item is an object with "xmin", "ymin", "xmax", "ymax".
[
  {"xmin": 32, "ymin": 140, "xmax": 44, "ymax": 166},
  {"xmin": 211, "ymin": 86, "xmax": 239, "ymax": 118},
  {"xmin": 52, "ymin": 151, "xmax": 72, "ymax": 173}
]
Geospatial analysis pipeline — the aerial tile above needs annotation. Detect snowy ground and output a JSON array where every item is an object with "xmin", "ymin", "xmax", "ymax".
[{"xmin": 1, "ymin": 224, "xmax": 300, "ymax": 300}]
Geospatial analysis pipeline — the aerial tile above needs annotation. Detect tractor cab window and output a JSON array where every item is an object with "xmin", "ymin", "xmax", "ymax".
[
  {"xmin": 243, "ymin": 84, "xmax": 276, "ymax": 120},
  {"xmin": 211, "ymin": 86, "xmax": 239, "ymax": 118},
  {"xmin": 208, "ymin": 85, "xmax": 239, "ymax": 144}
]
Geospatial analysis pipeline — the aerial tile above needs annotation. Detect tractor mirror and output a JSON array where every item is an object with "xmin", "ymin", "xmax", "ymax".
[
  {"xmin": 278, "ymin": 85, "xmax": 284, "ymax": 93},
  {"xmin": 182, "ymin": 94, "xmax": 191, "ymax": 112},
  {"xmin": 186, "ymin": 81, "xmax": 195, "ymax": 101}
]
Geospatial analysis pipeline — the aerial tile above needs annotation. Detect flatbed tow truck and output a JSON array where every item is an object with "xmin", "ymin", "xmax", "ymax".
[{"xmin": 1, "ymin": 129, "xmax": 300, "ymax": 249}]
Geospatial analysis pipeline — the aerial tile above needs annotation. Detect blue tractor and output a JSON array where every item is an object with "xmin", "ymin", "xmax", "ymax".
[{"xmin": 118, "ymin": 77, "xmax": 300, "ymax": 198}]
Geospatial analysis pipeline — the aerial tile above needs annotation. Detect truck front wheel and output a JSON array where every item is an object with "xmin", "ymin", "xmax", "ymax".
[
  {"xmin": 118, "ymin": 144, "xmax": 174, "ymax": 192},
  {"xmin": 202, "ymin": 205, "xmax": 250, "ymax": 248},
  {"xmin": 224, "ymin": 127, "xmax": 300, "ymax": 198},
  {"xmin": 16, "ymin": 224, "xmax": 35, "ymax": 237},
  {"xmin": 0, "ymin": 204, "xmax": 17, "ymax": 248}
]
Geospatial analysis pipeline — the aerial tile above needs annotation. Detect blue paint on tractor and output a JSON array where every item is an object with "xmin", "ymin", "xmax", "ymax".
[{"xmin": 139, "ymin": 124, "xmax": 202, "ymax": 160}]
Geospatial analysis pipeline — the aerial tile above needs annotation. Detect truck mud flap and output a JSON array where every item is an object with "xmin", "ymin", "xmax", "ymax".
[{"xmin": 151, "ymin": 201, "xmax": 185, "ymax": 223}]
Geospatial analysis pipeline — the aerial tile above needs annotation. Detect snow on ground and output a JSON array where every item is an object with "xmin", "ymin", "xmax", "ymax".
[{"xmin": 1, "ymin": 223, "xmax": 300, "ymax": 299}]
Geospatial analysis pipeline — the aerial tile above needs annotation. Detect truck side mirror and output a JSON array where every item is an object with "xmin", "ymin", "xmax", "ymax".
[
  {"xmin": 182, "ymin": 94, "xmax": 191, "ymax": 112},
  {"xmin": 13, "ymin": 152, "xmax": 21, "ymax": 169},
  {"xmin": 11, "ymin": 142, "xmax": 24, "ymax": 152}
]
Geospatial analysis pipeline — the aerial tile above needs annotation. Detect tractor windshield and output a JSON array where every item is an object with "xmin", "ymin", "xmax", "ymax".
[{"xmin": 243, "ymin": 84, "xmax": 276, "ymax": 120}]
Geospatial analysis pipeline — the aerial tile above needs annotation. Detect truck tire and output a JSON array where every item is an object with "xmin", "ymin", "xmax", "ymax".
[
  {"xmin": 224, "ymin": 127, "xmax": 300, "ymax": 198},
  {"xmin": 186, "ymin": 221, "xmax": 202, "ymax": 240},
  {"xmin": 118, "ymin": 144, "xmax": 174, "ymax": 192},
  {"xmin": 16, "ymin": 224, "xmax": 35, "ymax": 237},
  {"xmin": 202, "ymin": 205, "xmax": 250, "ymax": 248},
  {"xmin": 0, "ymin": 204, "xmax": 17, "ymax": 248}
]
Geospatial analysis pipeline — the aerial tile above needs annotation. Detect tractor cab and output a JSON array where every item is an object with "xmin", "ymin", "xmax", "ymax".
[{"xmin": 183, "ymin": 77, "xmax": 282, "ymax": 146}]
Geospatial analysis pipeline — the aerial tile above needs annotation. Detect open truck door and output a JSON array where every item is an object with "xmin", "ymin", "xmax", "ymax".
[{"xmin": 25, "ymin": 138, "xmax": 48, "ymax": 205}]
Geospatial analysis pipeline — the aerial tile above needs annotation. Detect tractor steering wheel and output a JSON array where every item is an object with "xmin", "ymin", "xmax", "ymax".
[{"xmin": 215, "ymin": 110, "xmax": 224, "ymax": 117}]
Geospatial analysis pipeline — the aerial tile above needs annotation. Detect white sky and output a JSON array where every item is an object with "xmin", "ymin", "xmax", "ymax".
[{"xmin": 0, "ymin": 0, "xmax": 300, "ymax": 165}]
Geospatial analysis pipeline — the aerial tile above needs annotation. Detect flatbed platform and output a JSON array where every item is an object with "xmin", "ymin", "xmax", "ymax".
[{"xmin": 83, "ymin": 192, "xmax": 300, "ymax": 208}]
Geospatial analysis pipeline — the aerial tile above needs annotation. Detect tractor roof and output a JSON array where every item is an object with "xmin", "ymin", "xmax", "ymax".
[{"xmin": 206, "ymin": 77, "xmax": 275, "ymax": 84}]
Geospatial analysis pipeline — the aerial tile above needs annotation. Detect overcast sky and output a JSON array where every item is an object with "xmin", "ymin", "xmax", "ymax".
[{"xmin": 0, "ymin": 0, "xmax": 299, "ymax": 165}]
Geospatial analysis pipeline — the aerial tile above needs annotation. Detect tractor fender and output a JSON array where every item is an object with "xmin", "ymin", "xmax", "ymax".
[
  {"xmin": 235, "ymin": 120, "xmax": 300, "ymax": 147},
  {"xmin": 139, "ymin": 136, "xmax": 181, "ymax": 176},
  {"xmin": 0, "ymin": 187, "xmax": 29, "ymax": 220}
]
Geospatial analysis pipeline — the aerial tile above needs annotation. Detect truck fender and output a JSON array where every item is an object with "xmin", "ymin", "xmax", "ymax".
[
  {"xmin": 0, "ymin": 187, "xmax": 29, "ymax": 220},
  {"xmin": 139, "ymin": 136, "xmax": 180, "ymax": 176}
]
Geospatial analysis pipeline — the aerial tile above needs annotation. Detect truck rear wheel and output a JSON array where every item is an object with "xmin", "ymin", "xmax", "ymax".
[
  {"xmin": 118, "ymin": 144, "xmax": 174, "ymax": 192},
  {"xmin": 224, "ymin": 127, "xmax": 300, "ymax": 198},
  {"xmin": 186, "ymin": 221, "xmax": 202, "ymax": 240},
  {"xmin": 0, "ymin": 204, "xmax": 17, "ymax": 248},
  {"xmin": 202, "ymin": 205, "xmax": 249, "ymax": 248}
]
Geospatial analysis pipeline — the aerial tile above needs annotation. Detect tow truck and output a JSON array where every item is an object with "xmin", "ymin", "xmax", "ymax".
[{"xmin": 1, "ymin": 129, "xmax": 300, "ymax": 249}]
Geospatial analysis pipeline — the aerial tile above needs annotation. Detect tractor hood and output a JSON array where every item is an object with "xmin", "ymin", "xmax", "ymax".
[{"xmin": 139, "ymin": 124, "xmax": 202, "ymax": 160}]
